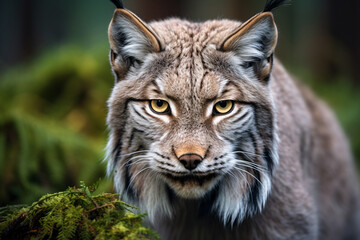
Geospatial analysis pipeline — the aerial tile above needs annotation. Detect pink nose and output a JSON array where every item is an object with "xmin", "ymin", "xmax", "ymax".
[{"xmin": 178, "ymin": 153, "xmax": 203, "ymax": 171}]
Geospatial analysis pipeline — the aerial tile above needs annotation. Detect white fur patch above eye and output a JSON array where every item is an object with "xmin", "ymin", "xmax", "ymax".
[
  {"xmin": 167, "ymin": 101, "xmax": 178, "ymax": 117},
  {"xmin": 205, "ymin": 103, "xmax": 214, "ymax": 118}
]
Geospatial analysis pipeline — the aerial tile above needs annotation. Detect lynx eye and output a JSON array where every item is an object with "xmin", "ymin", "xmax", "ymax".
[
  {"xmin": 149, "ymin": 100, "xmax": 170, "ymax": 114},
  {"xmin": 214, "ymin": 100, "xmax": 234, "ymax": 115}
]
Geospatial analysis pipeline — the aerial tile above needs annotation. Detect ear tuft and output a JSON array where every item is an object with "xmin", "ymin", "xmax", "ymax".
[
  {"xmin": 109, "ymin": 0, "xmax": 124, "ymax": 9},
  {"xmin": 108, "ymin": 9, "xmax": 162, "ymax": 81},
  {"xmin": 220, "ymin": 12, "xmax": 278, "ymax": 83},
  {"xmin": 263, "ymin": 0, "xmax": 290, "ymax": 12},
  {"xmin": 109, "ymin": 9, "xmax": 162, "ymax": 55},
  {"xmin": 221, "ymin": 12, "xmax": 277, "ymax": 59}
]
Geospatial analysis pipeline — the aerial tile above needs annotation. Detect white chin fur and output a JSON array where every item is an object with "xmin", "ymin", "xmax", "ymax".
[
  {"xmin": 165, "ymin": 177, "xmax": 220, "ymax": 199},
  {"xmin": 170, "ymin": 184, "xmax": 210, "ymax": 199}
]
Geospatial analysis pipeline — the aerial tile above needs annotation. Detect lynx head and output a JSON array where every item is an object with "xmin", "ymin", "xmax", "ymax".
[{"xmin": 106, "ymin": 0, "xmax": 285, "ymax": 225}]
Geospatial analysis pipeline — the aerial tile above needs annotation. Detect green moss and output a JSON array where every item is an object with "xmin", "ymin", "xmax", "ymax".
[{"xmin": 0, "ymin": 181, "xmax": 158, "ymax": 240}]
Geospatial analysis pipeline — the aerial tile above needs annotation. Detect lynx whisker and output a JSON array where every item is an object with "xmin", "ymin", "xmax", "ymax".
[
  {"xmin": 127, "ymin": 155, "xmax": 152, "ymax": 163},
  {"xmin": 235, "ymin": 160, "xmax": 267, "ymax": 172},
  {"xmin": 119, "ymin": 150, "xmax": 151, "ymax": 158},
  {"xmin": 232, "ymin": 165, "xmax": 264, "ymax": 188},
  {"xmin": 126, "ymin": 159, "xmax": 152, "ymax": 168},
  {"xmin": 227, "ymin": 155, "xmax": 267, "ymax": 172},
  {"xmin": 127, "ymin": 166, "xmax": 153, "ymax": 192},
  {"xmin": 235, "ymin": 168, "xmax": 253, "ymax": 195},
  {"xmin": 119, "ymin": 155, "xmax": 152, "ymax": 169},
  {"xmin": 226, "ymin": 169, "xmax": 246, "ymax": 185},
  {"xmin": 231, "ymin": 150, "xmax": 263, "ymax": 158}
]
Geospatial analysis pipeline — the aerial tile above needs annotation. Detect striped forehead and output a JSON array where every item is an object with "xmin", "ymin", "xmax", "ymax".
[
  {"xmin": 144, "ymin": 19, "xmax": 243, "ymax": 102},
  {"xmin": 155, "ymin": 62, "xmax": 222, "ymax": 103},
  {"xmin": 154, "ymin": 42, "xmax": 221, "ymax": 100}
]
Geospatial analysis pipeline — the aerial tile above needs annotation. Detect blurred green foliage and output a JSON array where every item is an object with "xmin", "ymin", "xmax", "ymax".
[
  {"xmin": 0, "ymin": 45, "xmax": 114, "ymax": 205},
  {"xmin": 291, "ymin": 68, "xmax": 360, "ymax": 166},
  {"xmin": 0, "ymin": 43, "xmax": 359, "ymax": 207}
]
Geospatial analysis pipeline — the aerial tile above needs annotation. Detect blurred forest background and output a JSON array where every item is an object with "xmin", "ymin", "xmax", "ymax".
[{"xmin": 0, "ymin": 0, "xmax": 359, "ymax": 206}]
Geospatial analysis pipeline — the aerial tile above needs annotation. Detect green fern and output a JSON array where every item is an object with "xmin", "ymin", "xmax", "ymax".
[{"xmin": 0, "ymin": 181, "xmax": 158, "ymax": 240}]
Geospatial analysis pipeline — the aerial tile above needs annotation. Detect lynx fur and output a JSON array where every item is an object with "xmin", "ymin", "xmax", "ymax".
[{"xmin": 105, "ymin": 1, "xmax": 360, "ymax": 239}]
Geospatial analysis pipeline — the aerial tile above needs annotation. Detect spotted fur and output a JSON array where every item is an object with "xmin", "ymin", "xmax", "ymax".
[{"xmin": 105, "ymin": 4, "xmax": 360, "ymax": 240}]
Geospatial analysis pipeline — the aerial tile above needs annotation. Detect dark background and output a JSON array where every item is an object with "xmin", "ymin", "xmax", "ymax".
[{"xmin": 0, "ymin": 0, "xmax": 359, "ymax": 205}]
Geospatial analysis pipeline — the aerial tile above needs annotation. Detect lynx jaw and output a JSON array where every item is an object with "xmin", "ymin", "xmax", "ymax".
[{"xmin": 162, "ymin": 172, "xmax": 221, "ymax": 199}]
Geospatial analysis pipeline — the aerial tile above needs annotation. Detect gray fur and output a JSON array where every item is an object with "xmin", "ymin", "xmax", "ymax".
[{"xmin": 105, "ymin": 9, "xmax": 360, "ymax": 240}]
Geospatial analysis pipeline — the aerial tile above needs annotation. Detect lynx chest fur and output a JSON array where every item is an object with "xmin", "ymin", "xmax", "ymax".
[{"xmin": 105, "ymin": 0, "xmax": 360, "ymax": 239}]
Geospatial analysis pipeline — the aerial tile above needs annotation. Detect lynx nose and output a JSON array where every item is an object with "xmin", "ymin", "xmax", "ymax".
[{"xmin": 178, "ymin": 153, "xmax": 203, "ymax": 171}]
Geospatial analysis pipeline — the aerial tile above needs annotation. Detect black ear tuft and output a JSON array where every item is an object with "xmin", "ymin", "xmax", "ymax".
[
  {"xmin": 110, "ymin": 0, "xmax": 124, "ymax": 9},
  {"xmin": 263, "ymin": 0, "xmax": 290, "ymax": 12}
]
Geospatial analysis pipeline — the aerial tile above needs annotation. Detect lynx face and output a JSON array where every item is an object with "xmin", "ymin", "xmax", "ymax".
[{"xmin": 106, "ymin": 8, "xmax": 279, "ymax": 224}]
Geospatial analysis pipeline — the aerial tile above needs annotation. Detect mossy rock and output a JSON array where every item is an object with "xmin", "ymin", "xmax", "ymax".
[{"xmin": 0, "ymin": 181, "xmax": 158, "ymax": 240}]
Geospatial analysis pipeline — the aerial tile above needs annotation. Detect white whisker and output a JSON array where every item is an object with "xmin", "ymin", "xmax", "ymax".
[
  {"xmin": 235, "ymin": 161, "xmax": 267, "ymax": 173},
  {"xmin": 232, "ymin": 166, "xmax": 264, "ymax": 188},
  {"xmin": 119, "ymin": 155, "xmax": 152, "ymax": 169},
  {"xmin": 119, "ymin": 150, "xmax": 151, "ymax": 158},
  {"xmin": 127, "ymin": 166, "xmax": 153, "ymax": 192},
  {"xmin": 235, "ymin": 169, "xmax": 252, "ymax": 193},
  {"xmin": 126, "ymin": 159, "xmax": 152, "ymax": 168},
  {"xmin": 231, "ymin": 150, "xmax": 263, "ymax": 158}
]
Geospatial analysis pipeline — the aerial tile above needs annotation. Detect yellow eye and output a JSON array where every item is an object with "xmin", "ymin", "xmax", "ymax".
[
  {"xmin": 149, "ymin": 100, "xmax": 170, "ymax": 114},
  {"xmin": 214, "ymin": 100, "xmax": 234, "ymax": 114}
]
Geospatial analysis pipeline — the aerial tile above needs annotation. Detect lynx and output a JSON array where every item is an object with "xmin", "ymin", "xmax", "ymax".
[{"xmin": 105, "ymin": 0, "xmax": 360, "ymax": 239}]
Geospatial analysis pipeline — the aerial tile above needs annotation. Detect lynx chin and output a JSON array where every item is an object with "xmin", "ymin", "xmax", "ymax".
[{"xmin": 105, "ymin": 0, "xmax": 360, "ymax": 239}]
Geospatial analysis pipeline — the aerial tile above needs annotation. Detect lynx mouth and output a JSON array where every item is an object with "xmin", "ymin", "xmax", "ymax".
[{"xmin": 163, "ymin": 172, "xmax": 219, "ymax": 187}]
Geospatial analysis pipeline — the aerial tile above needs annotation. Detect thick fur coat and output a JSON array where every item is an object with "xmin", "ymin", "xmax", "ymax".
[{"xmin": 105, "ymin": 1, "xmax": 360, "ymax": 239}]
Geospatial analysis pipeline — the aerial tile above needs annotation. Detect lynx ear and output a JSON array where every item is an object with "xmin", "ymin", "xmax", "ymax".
[
  {"xmin": 220, "ymin": 12, "xmax": 278, "ymax": 82},
  {"xmin": 108, "ymin": 8, "xmax": 162, "ymax": 80}
]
